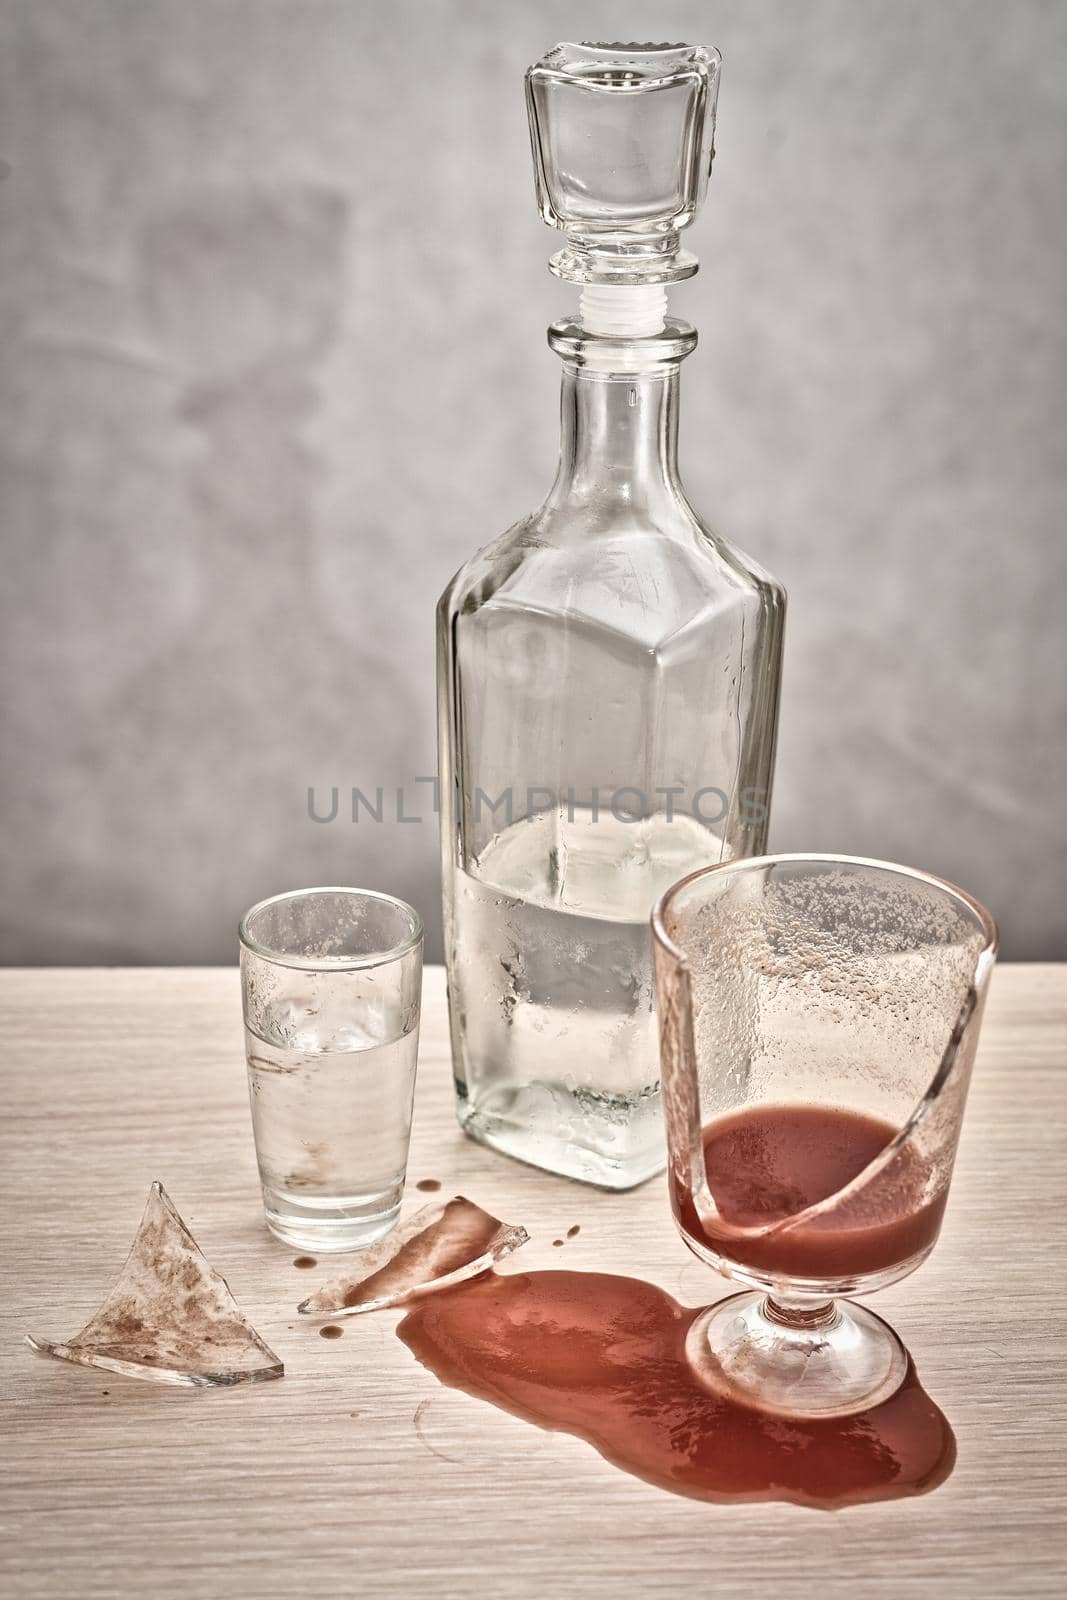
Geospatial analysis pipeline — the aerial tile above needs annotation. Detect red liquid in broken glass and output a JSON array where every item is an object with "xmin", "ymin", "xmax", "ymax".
[
  {"xmin": 398, "ymin": 1270, "xmax": 954, "ymax": 1508},
  {"xmin": 673, "ymin": 1104, "xmax": 948, "ymax": 1279}
]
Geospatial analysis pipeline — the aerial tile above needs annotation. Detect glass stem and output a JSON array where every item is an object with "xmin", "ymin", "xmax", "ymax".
[{"xmin": 762, "ymin": 1296, "xmax": 841, "ymax": 1332}]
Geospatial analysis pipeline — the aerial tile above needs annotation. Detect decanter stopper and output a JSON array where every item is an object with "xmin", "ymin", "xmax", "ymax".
[{"xmin": 525, "ymin": 42, "xmax": 721, "ymax": 289}]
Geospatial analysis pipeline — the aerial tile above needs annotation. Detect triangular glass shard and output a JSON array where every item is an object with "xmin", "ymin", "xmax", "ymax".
[
  {"xmin": 297, "ymin": 1196, "xmax": 529, "ymax": 1318},
  {"xmin": 26, "ymin": 1182, "xmax": 283, "ymax": 1387}
]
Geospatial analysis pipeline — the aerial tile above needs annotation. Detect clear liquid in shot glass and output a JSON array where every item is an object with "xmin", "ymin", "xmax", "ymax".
[{"xmin": 246, "ymin": 996, "xmax": 418, "ymax": 1253}]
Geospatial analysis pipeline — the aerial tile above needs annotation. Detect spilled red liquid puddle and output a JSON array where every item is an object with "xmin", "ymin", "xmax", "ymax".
[
  {"xmin": 319, "ymin": 1324, "xmax": 344, "ymax": 1340},
  {"xmin": 415, "ymin": 1179, "xmax": 442, "ymax": 1193},
  {"xmin": 397, "ymin": 1270, "xmax": 955, "ymax": 1509}
]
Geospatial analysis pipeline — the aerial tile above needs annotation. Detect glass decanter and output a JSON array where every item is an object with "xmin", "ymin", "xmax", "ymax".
[{"xmin": 437, "ymin": 43, "xmax": 785, "ymax": 1187}]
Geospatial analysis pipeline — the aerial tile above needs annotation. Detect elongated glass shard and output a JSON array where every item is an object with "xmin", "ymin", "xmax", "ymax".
[
  {"xmin": 297, "ymin": 1196, "xmax": 529, "ymax": 1317},
  {"xmin": 26, "ymin": 1182, "xmax": 283, "ymax": 1387}
]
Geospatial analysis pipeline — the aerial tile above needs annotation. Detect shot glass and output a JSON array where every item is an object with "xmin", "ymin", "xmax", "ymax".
[{"xmin": 239, "ymin": 887, "xmax": 424, "ymax": 1253}]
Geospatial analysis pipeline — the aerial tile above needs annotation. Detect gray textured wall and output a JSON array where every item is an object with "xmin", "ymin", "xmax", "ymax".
[{"xmin": 1, "ymin": 0, "xmax": 1064, "ymax": 965}]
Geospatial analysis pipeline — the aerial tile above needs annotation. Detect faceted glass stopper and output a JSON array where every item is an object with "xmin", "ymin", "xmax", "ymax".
[{"xmin": 526, "ymin": 41, "xmax": 721, "ymax": 284}]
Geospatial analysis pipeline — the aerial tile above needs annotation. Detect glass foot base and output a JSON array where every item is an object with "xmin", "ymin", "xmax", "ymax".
[
  {"xmin": 262, "ymin": 1184, "xmax": 401, "ymax": 1254},
  {"xmin": 686, "ymin": 1291, "xmax": 907, "ymax": 1419}
]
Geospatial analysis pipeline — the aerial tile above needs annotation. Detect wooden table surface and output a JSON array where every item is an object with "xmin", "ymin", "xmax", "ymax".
[{"xmin": 2, "ymin": 965, "xmax": 1065, "ymax": 1599}]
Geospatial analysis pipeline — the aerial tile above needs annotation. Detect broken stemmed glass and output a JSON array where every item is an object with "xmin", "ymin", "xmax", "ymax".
[{"xmin": 651, "ymin": 853, "xmax": 997, "ymax": 1417}]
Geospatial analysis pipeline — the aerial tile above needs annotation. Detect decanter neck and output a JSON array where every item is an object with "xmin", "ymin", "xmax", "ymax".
[{"xmin": 547, "ymin": 364, "xmax": 683, "ymax": 511}]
